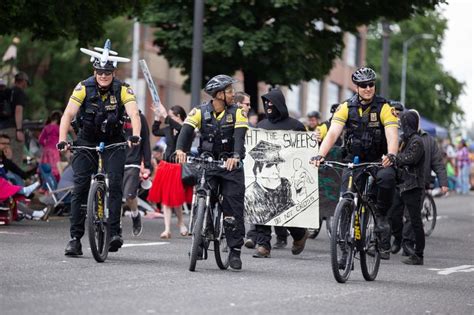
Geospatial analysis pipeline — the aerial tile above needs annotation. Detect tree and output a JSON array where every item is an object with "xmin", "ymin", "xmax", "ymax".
[
  {"xmin": 0, "ymin": 1, "xmax": 148, "ymax": 44},
  {"xmin": 366, "ymin": 10, "xmax": 464, "ymax": 127},
  {"xmin": 0, "ymin": 17, "xmax": 133, "ymax": 119},
  {"xmin": 141, "ymin": 0, "xmax": 444, "ymax": 112}
]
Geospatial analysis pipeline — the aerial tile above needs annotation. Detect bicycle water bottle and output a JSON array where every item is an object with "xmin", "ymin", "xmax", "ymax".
[
  {"xmin": 99, "ymin": 142, "xmax": 105, "ymax": 152},
  {"xmin": 353, "ymin": 155, "xmax": 360, "ymax": 164}
]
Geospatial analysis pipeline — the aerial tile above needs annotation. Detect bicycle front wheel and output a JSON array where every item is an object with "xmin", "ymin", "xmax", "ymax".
[
  {"xmin": 360, "ymin": 204, "xmax": 380, "ymax": 281},
  {"xmin": 87, "ymin": 180, "xmax": 110, "ymax": 263},
  {"xmin": 189, "ymin": 197, "xmax": 206, "ymax": 272},
  {"xmin": 330, "ymin": 198, "xmax": 355, "ymax": 283},
  {"xmin": 213, "ymin": 204, "xmax": 229, "ymax": 270},
  {"xmin": 422, "ymin": 193, "xmax": 437, "ymax": 236}
]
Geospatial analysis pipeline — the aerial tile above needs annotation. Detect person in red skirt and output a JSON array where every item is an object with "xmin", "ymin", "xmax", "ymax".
[{"xmin": 148, "ymin": 102, "xmax": 192, "ymax": 238}]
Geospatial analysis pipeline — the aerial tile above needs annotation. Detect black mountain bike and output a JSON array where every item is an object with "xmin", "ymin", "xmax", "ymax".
[
  {"xmin": 186, "ymin": 155, "xmax": 236, "ymax": 272},
  {"xmin": 70, "ymin": 141, "xmax": 127, "ymax": 262},
  {"xmin": 319, "ymin": 159, "xmax": 383, "ymax": 283}
]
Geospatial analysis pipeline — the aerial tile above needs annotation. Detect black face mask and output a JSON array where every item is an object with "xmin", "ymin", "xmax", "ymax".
[
  {"xmin": 400, "ymin": 111, "xmax": 419, "ymax": 141},
  {"xmin": 264, "ymin": 103, "xmax": 281, "ymax": 122}
]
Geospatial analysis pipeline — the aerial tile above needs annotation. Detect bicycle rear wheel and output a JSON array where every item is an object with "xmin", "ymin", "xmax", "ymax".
[
  {"xmin": 422, "ymin": 193, "xmax": 437, "ymax": 236},
  {"xmin": 87, "ymin": 180, "xmax": 110, "ymax": 263},
  {"xmin": 213, "ymin": 204, "xmax": 229, "ymax": 270},
  {"xmin": 360, "ymin": 204, "xmax": 381, "ymax": 281},
  {"xmin": 330, "ymin": 198, "xmax": 355, "ymax": 283},
  {"xmin": 189, "ymin": 197, "xmax": 206, "ymax": 272}
]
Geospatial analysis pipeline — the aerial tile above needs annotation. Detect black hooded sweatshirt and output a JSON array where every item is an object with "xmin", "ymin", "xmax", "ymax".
[
  {"xmin": 396, "ymin": 110, "xmax": 425, "ymax": 193},
  {"xmin": 258, "ymin": 89, "xmax": 306, "ymax": 132}
]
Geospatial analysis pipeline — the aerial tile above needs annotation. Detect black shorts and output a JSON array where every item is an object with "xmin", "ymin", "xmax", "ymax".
[{"xmin": 122, "ymin": 167, "xmax": 140, "ymax": 199}]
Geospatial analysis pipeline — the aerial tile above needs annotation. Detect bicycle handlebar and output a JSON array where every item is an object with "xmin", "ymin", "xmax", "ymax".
[
  {"xmin": 316, "ymin": 159, "xmax": 382, "ymax": 169},
  {"xmin": 69, "ymin": 141, "xmax": 128, "ymax": 153},
  {"xmin": 186, "ymin": 156, "xmax": 242, "ymax": 169}
]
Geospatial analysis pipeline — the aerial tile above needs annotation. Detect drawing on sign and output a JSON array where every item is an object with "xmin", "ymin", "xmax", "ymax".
[{"xmin": 243, "ymin": 128, "xmax": 319, "ymax": 228}]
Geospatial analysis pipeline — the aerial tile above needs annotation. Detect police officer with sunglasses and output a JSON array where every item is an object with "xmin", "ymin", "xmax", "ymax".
[
  {"xmin": 312, "ymin": 67, "xmax": 399, "ymax": 259},
  {"xmin": 57, "ymin": 41, "xmax": 141, "ymax": 256}
]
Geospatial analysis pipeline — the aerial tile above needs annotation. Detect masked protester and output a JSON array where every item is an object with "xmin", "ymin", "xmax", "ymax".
[{"xmin": 395, "ymin": 110, "xmax": 425, "ymax": 265}]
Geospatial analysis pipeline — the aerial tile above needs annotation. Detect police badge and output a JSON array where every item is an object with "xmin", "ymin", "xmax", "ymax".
[{"xmin": 226, "ymin": 114, "xmax": 233, "ymax": 123}]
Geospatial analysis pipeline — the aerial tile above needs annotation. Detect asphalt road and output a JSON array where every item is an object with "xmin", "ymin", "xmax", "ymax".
[{"xmin": 1, "ymin": 193, "xmax": 473, "ymax": 315}]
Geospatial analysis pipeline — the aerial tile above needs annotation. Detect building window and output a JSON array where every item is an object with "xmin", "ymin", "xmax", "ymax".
[
  {"xmin": 307, "ymin": 80, "xmax": 320, "ymax": 112},
  {"xmin": 327, "ymin": 82, "xmax": 340, "ymax": 106},
  {"xmin": 286, "ymin": 84, "xmax": 300, "ymax": 115},
  {"xmin": 346, "ymin": 33, "xmax": 357, "ymax": 67}
]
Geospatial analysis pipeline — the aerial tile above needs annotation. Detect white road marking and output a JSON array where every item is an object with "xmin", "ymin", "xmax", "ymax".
[
  {"xmin": 122, "ymin": 242, "xmax": 169, "ymax": 248},
  {"xmin": 428, "ymin": 265, "xmax": 474, "ymax": 275}
]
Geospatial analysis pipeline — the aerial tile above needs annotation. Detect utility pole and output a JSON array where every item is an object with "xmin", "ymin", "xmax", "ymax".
[{"xmin": 190, "ymin": 0, "xmax": 204, "ymax": 108}]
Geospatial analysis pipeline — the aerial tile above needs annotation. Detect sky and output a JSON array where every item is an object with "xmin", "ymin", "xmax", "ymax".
[{"xmin": 440, "ymin": 0, "xmax": 474, "ymax": 129}]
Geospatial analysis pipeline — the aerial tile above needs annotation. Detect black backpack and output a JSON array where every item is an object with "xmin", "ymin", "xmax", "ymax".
[{"xmin": 0, "ymin": 88, "xmax": 13, "ymax": 119}]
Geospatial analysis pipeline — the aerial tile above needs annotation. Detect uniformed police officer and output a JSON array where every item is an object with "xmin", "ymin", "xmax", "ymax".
[
  {"xmin": 175, "ymin": 74, "xmax": 248, "ymax": 270},
  {"xmin": 57, "ymin": 42, "xmax": 141, "ymax": 256},
  {"xmin": 312, "ymin": 67, "xmax": 398, "ymax": 260}
]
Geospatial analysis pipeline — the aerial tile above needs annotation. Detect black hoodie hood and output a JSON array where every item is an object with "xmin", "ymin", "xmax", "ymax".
[
  {"xmin": 261, "ymin": 89, "xmax": 289, "ymax": 123},
  {"xmin": 400, "ymin": 110, "xmax": 420, "ymax": 141}
]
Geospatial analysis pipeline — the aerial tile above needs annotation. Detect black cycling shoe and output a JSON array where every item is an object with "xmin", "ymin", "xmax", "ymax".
[
  {"xmin": 131, "ymin": 214, "xmax": 143, "ymax": 237},
  {"xmin": 109, "ymin": 235, "xmax": 123, "ymax": 252},
  {"xmin": 229, "ymin": 249, "xmax": 242, "ymax": 270},
  {"xmin": 65, "ymin": 238, "xmax": 83, "ymax": 256}
]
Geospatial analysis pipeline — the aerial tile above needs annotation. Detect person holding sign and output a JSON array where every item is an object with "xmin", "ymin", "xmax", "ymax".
[
  {"xmin": 175, "ymin": 74, "xmax": 248, "ymax": 270},
  {"xmin": 312, "ymin": 67, "xmax": 398, "ymax": 258},
  {"xmin": 247, "ymin": 88, "xmax": 309, "ymax": 258}
]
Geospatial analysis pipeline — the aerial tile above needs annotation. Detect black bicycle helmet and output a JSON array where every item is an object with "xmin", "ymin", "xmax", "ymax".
[
  {"xmin": 351, "ymin": 67, "xmax": 376, "ymax": 84},
  {"xmin": 390, "ymin": 100, "xmax": 405, "ymax": 112},
  {"xmin": 93, "ymin": 59, "xmax": 116, "ymax": 71},
  {"xmin": 204, "ymin": 74, "xmax": 238, "ymax": 97},
  {"xmin": 307, "ymin": 111, "xmax": 321, "ymax": 119}
]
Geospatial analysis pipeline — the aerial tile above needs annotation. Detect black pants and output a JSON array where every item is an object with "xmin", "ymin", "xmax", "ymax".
[
  {"xmin": 70, "ymin": 138, "xmax": 126, "ymax": 239},
  {"xmin": 207, "ymin": 167, "xmax": 245, "ymax": 250},
  {"xmin": 400, "ymin": 188, "xmax": 425, "ymax": 257},
  {"xmin": 388, "ymin": 188, "xmax": 404, "ymax": 242},
  {"xmin": 341, "ymin": 166, "xmax": 396, "ymax": 216},
  {"xmin": 255, "ymin": 225, "xmax": 306, "ymax": 250}
]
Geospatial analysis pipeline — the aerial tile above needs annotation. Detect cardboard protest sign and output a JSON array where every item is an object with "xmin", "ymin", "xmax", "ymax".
[{"xmin": 243, "ymin": 128, "xmax": 320, "ymax": 229}]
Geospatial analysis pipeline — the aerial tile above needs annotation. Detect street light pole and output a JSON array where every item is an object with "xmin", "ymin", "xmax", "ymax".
[{"xmin": 400, "ymin": 33, "xmax": 434, "ymax": 105}]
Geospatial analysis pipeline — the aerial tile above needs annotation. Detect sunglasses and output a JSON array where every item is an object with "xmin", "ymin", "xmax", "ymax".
[
  {"xmin": 358, "ymin": 82, "xmax": 375, "ymax": 89},
  {"xmin": 96, "ymin": 70, "xmax": 113, "ymax": 76}
]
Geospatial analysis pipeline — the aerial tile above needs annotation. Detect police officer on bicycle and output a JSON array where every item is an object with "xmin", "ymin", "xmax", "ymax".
[
  {"xmin": 312, "ymin": 67, "xmax": 398, "ymax": 258},
  {"xmin": 175, "ymin": 74, "xmax": 248, "ymax": 270},
  {"xmin": 57, "ymin": 40, "xmax": 141, "ymax": 256}
]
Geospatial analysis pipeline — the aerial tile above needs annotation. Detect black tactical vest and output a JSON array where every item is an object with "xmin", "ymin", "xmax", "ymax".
[
  {"xmin": 344, "ymin": 95, "xmax": 388, "ymax": 162},
  {"xmin": 77, "ymin": 76, "xmax": 126, "ymax": 141},
  {"xmin": 198, "ymin": 102, "xmax": 237, "ymax": 159}
]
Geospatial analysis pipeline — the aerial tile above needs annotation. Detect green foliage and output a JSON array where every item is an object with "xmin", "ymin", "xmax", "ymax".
[
  {"xmin": 0, "ymin": 1, "xmax": 148, "ymax": 44},
  {"xmin": 366, "ymin": 10, "xmax": 464, "ymax": 127},
  {"xmin": 141, "ymin": 0, "xmax": 444, "ymax": 98},
  {"xmin": 0, "ymin": 17, "xmax": 133, "ymax": 120}
]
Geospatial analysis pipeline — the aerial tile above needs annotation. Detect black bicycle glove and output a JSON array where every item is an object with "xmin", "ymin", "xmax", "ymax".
[
  {"xmin": 56, "ymin": 141, "xmax": 68, "ymax": 151},
  {"xmin": 386, "ymin": 153, "xmax": 397, "ymax": 165},
  {"xmin": 128, "ymin": 136, "xmax": 141, "ymax": 145}
]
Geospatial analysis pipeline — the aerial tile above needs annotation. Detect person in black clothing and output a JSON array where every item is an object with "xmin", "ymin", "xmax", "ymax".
[
  {"xmin": 394, "ymin": 110, "xmax": 425, "ymax": 265},
  {"xmin": 390, "ymin": 112, "xmax": 448, "ymax": 255},
  {"xmin": 250, "ymin": 88, "xmax": 309, "ymax": 258},
  {"xmin": 0, "ymin": 72, "xmax": 29, "ymax": 166},
  {"xmin": 122, "ymin": 111, "xmax": 152, "ymax": 237},
  {"xmin": 152, "ymin": 103, "xmax": 187, "ymax": 161},
  {"xmin": 175, "ymin": 74, "xmax": 247, "ymax": 270}
]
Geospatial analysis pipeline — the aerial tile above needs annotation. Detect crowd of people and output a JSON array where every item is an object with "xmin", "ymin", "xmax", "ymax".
[{"xmin": 1, "ymin": 41, "xmax": 473, "ymax": 271}]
